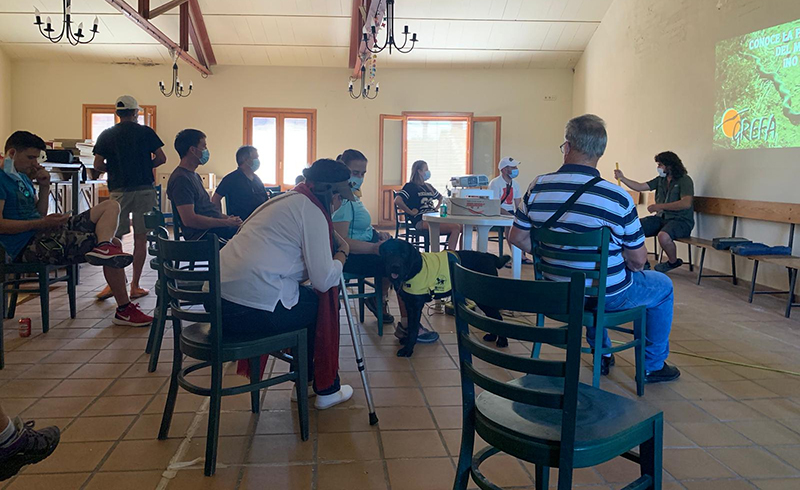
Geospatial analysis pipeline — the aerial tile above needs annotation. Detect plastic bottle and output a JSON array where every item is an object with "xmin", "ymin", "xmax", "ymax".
[{"xmin": 440, "ymin": 201, "xmax": 448, "ymax": 218}]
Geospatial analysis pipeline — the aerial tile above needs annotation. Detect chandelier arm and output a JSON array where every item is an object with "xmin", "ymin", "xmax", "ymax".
[
  {"xmin": 79, "ymin": 28, "xmax": 98, "ymax": 45},
  {"xmin": 394, "ymin": 39, "xmax": 416, "ymax": 54}
]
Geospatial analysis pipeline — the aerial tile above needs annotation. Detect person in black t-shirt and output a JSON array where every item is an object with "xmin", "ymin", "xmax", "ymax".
[
  {"xmin": 211, "ymin": 145, "xmax": 268, "ymax": 220},
  {"xmin": 394, "ymin": 160, "xmax": 461, "ymax": 250},
  {"xmin": 167, "ymin": 129, "xmax": 241, "ymax": 241},
  {"xmin": 93, "ymin": 95, "xmax": 167, "ymax": 301}
]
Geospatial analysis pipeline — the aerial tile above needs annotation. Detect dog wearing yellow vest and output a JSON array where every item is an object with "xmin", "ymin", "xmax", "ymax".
[{"xmin": 379, "ymin": 239, "xmax": 511, "ymax": 357}]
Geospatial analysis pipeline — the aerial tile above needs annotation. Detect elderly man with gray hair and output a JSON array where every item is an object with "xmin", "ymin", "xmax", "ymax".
[{"xmin": 509, "ymin": 114, "xmax": 680, "ymax": 384}]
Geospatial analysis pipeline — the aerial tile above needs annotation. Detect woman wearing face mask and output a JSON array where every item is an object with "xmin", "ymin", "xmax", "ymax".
[
  {"xmin": 211, "ymin": 145, "xmax": 269, "ymax": 220},
  {"xmin": 614, "ymin": 151, "xmax": 694, "ymax": 273},
  {"xmin": 333, "ymin": 150, "xmax": 439, "ymax": 343},
  {"xmin": 394, "ymin": 160, "xmax": 461, "ymax": 250},
  {"xmin": 219, "ymin": 158, "xmax": 355, "ymax": 409}
]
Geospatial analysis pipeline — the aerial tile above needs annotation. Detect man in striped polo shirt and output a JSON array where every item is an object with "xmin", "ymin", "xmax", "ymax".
[{"xmin": 509, "ymin": 114, "xmax": 680, "ymax": 384}]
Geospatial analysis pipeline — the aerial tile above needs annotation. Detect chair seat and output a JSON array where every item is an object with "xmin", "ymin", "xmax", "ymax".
[
  {"xmin": 475, "ymin": 375, "xmax": 660, "ymax": 465},
  {"xmin": 180, "ymin": 322, "xmax": 298, "ymax": 361},
  {"xmin": 547, "ymin": 305, "xmax": 644, "ymax": 328}
]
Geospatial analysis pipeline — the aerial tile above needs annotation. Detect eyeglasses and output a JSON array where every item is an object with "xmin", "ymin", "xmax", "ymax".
[{"xmin": 559, "ymin": 142, "xmax": 568, "ymax": 154}]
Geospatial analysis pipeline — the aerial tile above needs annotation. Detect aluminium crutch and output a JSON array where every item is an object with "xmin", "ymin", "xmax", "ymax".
[{"xmin": 339, "ymin": 275, "xmax": 379, "ymax": 425}]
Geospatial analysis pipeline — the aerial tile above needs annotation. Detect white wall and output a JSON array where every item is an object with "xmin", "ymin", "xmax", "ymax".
[
  {"xmin": 10, "ymin": 62, "xmax": 573, "ymax": 220},
  {"xmin": 0, "ymin": 48, "xmax": 12, "ymax": 144},
  {"xmin": 573, "ymin": 0, "xmax": 800, "ymax": 292}
]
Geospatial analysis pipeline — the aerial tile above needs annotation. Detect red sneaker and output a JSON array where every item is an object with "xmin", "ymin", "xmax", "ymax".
[
  {"xmin": 113, "ymin": 303, "xmax": 153, "ymax": 327},
  {"xmin": 85, "ymin": 242, "xmax": 133, "ymax": 269}
]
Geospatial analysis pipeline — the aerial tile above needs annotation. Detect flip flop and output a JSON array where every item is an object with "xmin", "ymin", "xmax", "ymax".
[
  {"xmin": 95, "ymin": 285, "xmax": 114, "ymax": 301},
  {"xmin": 130, "ymin": 287, "xmax": 150, "ymax": 299}
]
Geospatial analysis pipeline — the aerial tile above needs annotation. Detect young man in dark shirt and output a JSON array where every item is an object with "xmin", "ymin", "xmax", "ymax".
[
  {"xmin": 167, "ymin": 129, "xmax": 241, "ymax": 241},
  {"xmin": 211, "ymin": 145, "xmax": 268, "ymax": 220},
  {"xmin": 93, "ymin": 95, "xmax": 167, "ymax": 300},
  {"xmin": 1, "ymin": 131, "xmax": 152, "ymax": 327}
]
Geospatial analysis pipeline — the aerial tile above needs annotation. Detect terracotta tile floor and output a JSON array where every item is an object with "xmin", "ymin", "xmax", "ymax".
[{"xmin": 2, "ymin": 235, "xmax": 800, "ymax": 489}]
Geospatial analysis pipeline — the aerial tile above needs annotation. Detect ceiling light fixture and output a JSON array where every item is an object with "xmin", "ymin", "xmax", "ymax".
[
  {"xmin": 159, "ymin": 49, "xmax": 193, "ymax": 98},
  {"xmin": 34, "ymin": 0, "xmax": 99, "ymax": 46},
  {"xmin": 363, "ymin": 0, "xmax": 417, "ymax": 55},
  {"xmin": 349, "ymin": 55, "xmax": 379, "ymax": 100}
]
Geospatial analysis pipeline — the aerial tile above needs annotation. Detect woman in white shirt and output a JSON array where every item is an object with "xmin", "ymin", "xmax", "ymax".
[{"xmin": 219, "ymin": 159, "xmax": 355, "ymax": 410}]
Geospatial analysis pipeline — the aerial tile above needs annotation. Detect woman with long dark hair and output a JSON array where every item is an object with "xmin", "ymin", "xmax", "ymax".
[{"xmin": 615, "ymin": 151, "xmax": 694, "ymax": 273}]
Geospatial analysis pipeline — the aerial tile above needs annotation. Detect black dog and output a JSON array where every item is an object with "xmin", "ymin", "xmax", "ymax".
[{"xmin": 379, "ymin": 239, "xmax": 510, "ymax": 357}]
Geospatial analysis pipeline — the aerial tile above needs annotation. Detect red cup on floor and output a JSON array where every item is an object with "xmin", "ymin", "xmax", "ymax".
[{"xmin": 19, "ymin": 318, "xmax": 31, "ymax": 338}]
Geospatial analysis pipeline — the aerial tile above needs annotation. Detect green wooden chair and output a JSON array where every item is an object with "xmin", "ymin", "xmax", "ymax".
[
  {"xmin": 156, "ymin": 234, "xmax": 310, "ymax": 476},
  {"xmin": 450, "ymin": 263, "xmax": 664, "ymax": 490},
  {"xmin": 343, "ymin": 273, "xmax": 384, "ymax": 336},
  {"xmin": 530, "ymin": 227, "xmax": 647, "ymax": 396}
]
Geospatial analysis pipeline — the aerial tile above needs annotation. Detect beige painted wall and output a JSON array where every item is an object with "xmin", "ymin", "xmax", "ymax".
[
  {"xmin": 573, "ymin": 0, "xmax": 800, "ymax": 293},
  {"xmin": 10, "ymin": 61, "xmax": 573, "ymax": 220},
  {"xmin": 0, "ymin": 48, "xmax": 11, "ymax": 146}
]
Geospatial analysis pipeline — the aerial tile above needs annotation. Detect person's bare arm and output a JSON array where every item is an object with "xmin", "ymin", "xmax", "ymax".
[
  {"xmin": 333, "ymin": 221, "xmax": 380, "ymax": 255},
  {"xmin": 622, "ymin": 246, "xmax": 648, "ymax": 272},
  {"xmin": 508, "ymin": 226, "xmax": 532, "ymax": 254},
  {"xmin": 93, "ymin": 154, "xmax": 107, "ymax": 173},
  {"xmin": 210, "ymin": 193, "xmax": 223, "ymax": 213},
  {"xmin": 394, "ymin": 195, "xmax": 417, "ymax": 216},
  {"xmin": 151, "ymin": 148, "xmax": 167, "ymax": 168},
  {"xmin": 32, "ymin": 166, "xmax": 51, "ymax": 217},
  {"xmin": 649, "ymin": 196, "xmax": 693, "ymax": 213},
  {"xmin": 614, "ymin": 170, "xmax": 651, "ymax": 192},
  {"xmin": 175, "ymin": 203, "xmax": 240, "ymax": 230}
]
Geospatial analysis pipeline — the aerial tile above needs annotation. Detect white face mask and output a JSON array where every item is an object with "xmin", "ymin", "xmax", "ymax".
[{"xmin": 657, "ymin": 168, "xmax": 666, "ymax": 178}]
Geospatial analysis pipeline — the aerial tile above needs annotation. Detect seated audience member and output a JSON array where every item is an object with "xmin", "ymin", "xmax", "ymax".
[
  {"xmin": 394, "ymin": 160, "xmax": 461, "ymax": 250},
  {"xmin": 211, "ymin": 145, "xmax": 268, "ymax": 220},
  {"xmin": 488, "ymin": 156, "xmax": 531, "ymax": 264},
  {"xmin": 167, "ymin": 129, "xmax": 242, "ymax": 240},
  {"xmin": 0, "ymin": 400, "xmax": 60, "ymax": 480},
  {"xmin": 333, "ymin": 150, "xmax": 438, "ymax": 343},
  {"xmin": 615, "ymin": 151, "xmax": 694, "ymax": 273},
  {"xmin": 509, "ymin": 114, "xmax": 679, "ymax": 384},
  {"xmin": 219, "ymin": 159, "xmax": 355, "ymax": 409},
  {"xmin": 0, "ymin": 131, "xmax": 152, "ymax": 326}
]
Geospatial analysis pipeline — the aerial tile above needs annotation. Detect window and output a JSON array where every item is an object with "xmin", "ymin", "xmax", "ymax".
[
  {"xmin": 82, "ymin": 104, "xmax": 157, "ymax": 142},
  {"xmin": 244, "ymin": 108, "xmax": 316, "ymax": 188},
  {"xmin": 405, "ymin": 116, "xmax": 470, "ymax": 194}
]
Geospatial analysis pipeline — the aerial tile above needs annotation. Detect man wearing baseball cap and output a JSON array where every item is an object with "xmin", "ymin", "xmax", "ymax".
[
  {"xmin": 93, "ymin": 95, "xmax": 167, "ymax": 301},
  {"xmin": 219, "ymin": 159, "xmax": 355, "ymax": 409},
  {"xmin": 488, "ymin": 157, "xmax": 522, "ymax": 216}
]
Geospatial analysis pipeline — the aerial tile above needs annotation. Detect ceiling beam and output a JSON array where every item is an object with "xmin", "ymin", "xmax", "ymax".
[
  {"xmin": 179, "ymin": 2, "xmax": 189, "ymax": 51},
  {"xmin": 105, "ymin": 0, "xmax": 211, "ymax": 76},
  {"xmin": 138, "ymin": 0, "xmax": 149, "ymax": 18},
  {"xmin": 189, "ymin": 20, "xmax": 207, "ymax": 68},
  {"xmin": 187, "ymin": 0, "xmax": 216, "ymax": 66},
  {"xmin": 348, "ymin": 0, "xmax": 363, "ymax": 69},
  {"xmin": 148, "ymin": 0, "xmax": 190, "ymax": 19}
]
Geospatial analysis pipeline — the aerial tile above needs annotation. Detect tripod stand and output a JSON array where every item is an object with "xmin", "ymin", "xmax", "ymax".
[{"xmin": 339, "ymin": 276, "xmax": 379, "ymax": 425}]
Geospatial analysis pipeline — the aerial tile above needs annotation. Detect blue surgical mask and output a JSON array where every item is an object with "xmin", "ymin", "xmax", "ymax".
[
  {"xmin": 509, "ymin": 168, "xmax": 519, "ymax": 179},
  {"xmin": 657, "ymin": 168, "xmax": 666, "ymax": 178},
  {"xmin": 198, "ymin": 148, "xmax": 210, "ymax": 165},
  {"xmin": 3, "ymin": 156, "xmax": 21, "ymax": 181},
  {"xmin": 349, "ymin": 175, "xmax": 364, "ymax": 190},
  {"xmin": 423, "ymin": 170, "xmax": 431, "ymax": 182},
  {"xmin": 249, "ymin": 158, "xmax": 261, "ymax": 172}
]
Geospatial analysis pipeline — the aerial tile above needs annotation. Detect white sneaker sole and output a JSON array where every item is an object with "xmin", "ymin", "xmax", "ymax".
[
  {"xmin": 112, "ymin": 316, "xmax": 152, "ymax": 327},
  {"xmin": 314, "ymin": 385, "xmax": 354, "ymax": 410}
]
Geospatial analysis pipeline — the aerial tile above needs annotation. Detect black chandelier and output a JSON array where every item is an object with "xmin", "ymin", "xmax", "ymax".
[
  {"xmin": 159, "ymin": 50, "xmax": 193, "ymax": 98},
  {"xmin": 349, "ymin": 65, "xmax": 379, "ymax": 100},
  {"xmin": 34, "ymin": 1, "xmax": 99, "ymax": 46},
  {"xmin": 363, "ymin": 0, "xmax": 417, "ymax": 55}
]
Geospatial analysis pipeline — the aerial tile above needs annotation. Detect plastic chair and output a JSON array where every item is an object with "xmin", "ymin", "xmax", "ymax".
[
  {"xmin": 450, "ymin": 264, "xmax": 664, "ymax": 490},
  {"xmin": 392, "ymin": 191, "xmax": 447, "ymax": 252},
  {"xmin": 157, "ymin": 234, "xmax": 309, "ymax": 476},
  {"xmin": 530, "ymin": 227, "xmax": 647, "ymax": 395}
]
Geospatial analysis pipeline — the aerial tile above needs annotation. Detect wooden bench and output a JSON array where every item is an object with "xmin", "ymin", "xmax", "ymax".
[{"xmin": 674, "ymin": 197, "xmax": 799, "ymax": 317}]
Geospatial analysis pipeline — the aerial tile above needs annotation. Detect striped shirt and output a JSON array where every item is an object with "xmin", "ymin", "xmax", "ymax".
[{"xmin": 514, "ymin": 164, "xmax": 644, "ymax": 296}]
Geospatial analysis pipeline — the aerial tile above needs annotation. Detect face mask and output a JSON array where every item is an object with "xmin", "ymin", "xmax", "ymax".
[
  {"xmin": 349, "ymin": 176, "xmax": 364, "ymax": 190},
  {"xmin": 249, "ymin": 158, "xmax": 261, "ymax": 172},
  {"xmin": 422, "ymin": 170, "xmax": 431, "ymax": 182},
  {"xmin": 657, "ymin": 168, "xmax": 666, "ymax": 178},
  {"xmin": 197, "ymin": 148, "xmax": 210, "ymax": 165},
  {"xmin": 509, "ymin": 168, "xmax": 519, "ymax": 179},
  {"xmin": 3, "ymin": 156, "xmax": 21, "ymax": 181}
]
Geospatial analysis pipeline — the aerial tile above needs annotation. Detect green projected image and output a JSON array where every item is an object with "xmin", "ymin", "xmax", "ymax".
[{"xmin": 714, "ymin": 18, "xmax": 800, "ymax": 150}]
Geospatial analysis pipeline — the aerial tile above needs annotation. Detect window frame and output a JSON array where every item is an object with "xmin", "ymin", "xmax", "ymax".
[
  {"xmin": 401, "ymin": 111, "xmax": 474, "ymax": 184},
  {"xmin": 82, "ymin": 104, "xmax": 158, "ymax": 141},
  {"xmin": 243, "ymin": 107, "xmax": 317, "ymax": 189}
]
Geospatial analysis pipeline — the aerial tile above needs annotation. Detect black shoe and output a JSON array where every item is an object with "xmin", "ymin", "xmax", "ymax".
[
  {"xmin": 0, "ymin": 418, "xmax": 61, "ymax": 481},
  {"xmin": 364, "ymin": 297, "xmax": 394, "ymax": 324},
  {"xmin": 643, "ymin": 261, "xmax": 652, "ymax": 271},
  {"xmin": 482, "ymin": 333, "xmax": 509, "ymax": 348},
  {"xmin": 645, "ymin": 363, "xmax": 681, "ymax": 384},
  {"xmin": 590, "ymin": 351, "xmax": 615, "ymax": 375},
  {"xmin": 654, "ymin": 259, "xmax": 683, "ymax": 273}
]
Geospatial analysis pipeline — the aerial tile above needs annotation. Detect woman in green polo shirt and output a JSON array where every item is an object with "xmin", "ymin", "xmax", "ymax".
[{"xmin": 615, "ymin": 151, "xmax": 694, "ymax": 273}]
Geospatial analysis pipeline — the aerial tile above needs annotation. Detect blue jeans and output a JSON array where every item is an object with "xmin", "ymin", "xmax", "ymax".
[{"xmin": 586, "ymin": 271, "xmax": 673, "ymax": 372}]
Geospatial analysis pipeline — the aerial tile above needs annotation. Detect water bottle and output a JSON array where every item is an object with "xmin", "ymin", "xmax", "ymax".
[{"xmin": 440, "ymin": 200, "xmax": 448, "ymax": 218}]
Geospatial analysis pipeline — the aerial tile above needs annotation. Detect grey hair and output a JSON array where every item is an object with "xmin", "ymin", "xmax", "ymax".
[{"xmin": 564, "ymin": 114, "xmax": 607, "ymax": 158}]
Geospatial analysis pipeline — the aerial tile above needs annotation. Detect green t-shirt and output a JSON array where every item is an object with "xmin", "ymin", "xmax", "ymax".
[{"xmin": 647, "ymin": 174, "xmax": 694, "ymax": 225}]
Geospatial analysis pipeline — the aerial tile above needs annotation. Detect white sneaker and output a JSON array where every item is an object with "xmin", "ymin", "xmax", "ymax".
[
  {"xmin": 314, "ymin": 385, "xmax": 354, "ymax": 410},
  {"xmin": 290, "ymin": 383, "xmax": 316, "ymax": 402}
]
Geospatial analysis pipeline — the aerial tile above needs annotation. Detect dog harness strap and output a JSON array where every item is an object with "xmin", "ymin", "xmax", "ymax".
[{"xmin": 403, "ymin": 251, "xmax": 452, "ymax": 296}]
